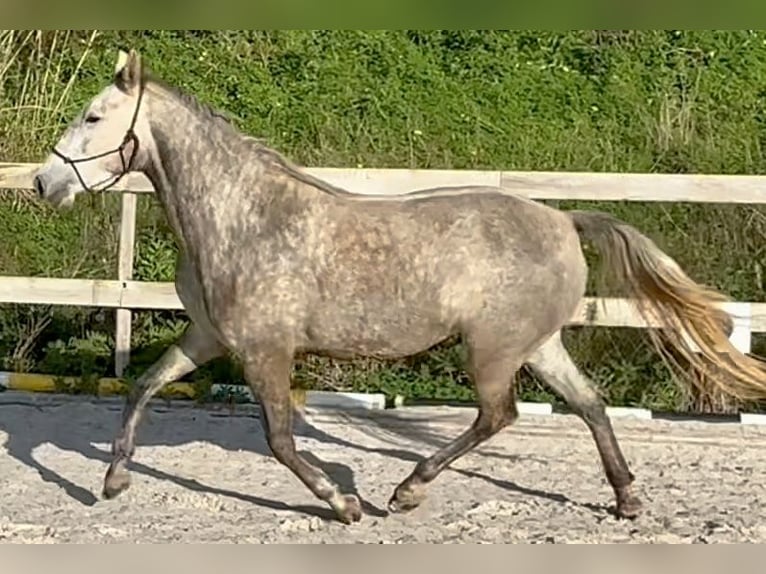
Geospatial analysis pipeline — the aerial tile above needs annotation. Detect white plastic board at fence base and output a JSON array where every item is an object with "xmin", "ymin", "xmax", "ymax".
[
  {"xmin": 209, "ymin": 384, "xmax": 385, "ymax": 410},
  {"xmin": 517, "ymin": 402, "xmax": 553, "ymax": 415},
  {"xmin": 740, "ymin": 413, "xmax": 766, "ymax": 425},
  {"xmin": 304, "ymin": 391, "xmax": 386, "ymax": 410},
  {"xmin": 605, "ymin": 406, "xmax": 653, "ymax": 420},
  {"xmin": 681, "ymin": 302, "xmax": 752, "ymax": 354}
]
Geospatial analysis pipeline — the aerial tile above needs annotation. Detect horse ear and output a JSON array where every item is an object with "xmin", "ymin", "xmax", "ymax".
[{"xmin": 114, "ymin": 48, "xmax": 142, "ymax": 93}]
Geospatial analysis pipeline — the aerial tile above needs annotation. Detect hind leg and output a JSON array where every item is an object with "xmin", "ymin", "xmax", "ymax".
[
  {"xmin": 243, "ymin": 345, "xmax": 362, "ymax": 524},
  {"xmin": 388, "ymin": 343, "xmax": 523, "ymax": 513},
  {"xmin": 103, "ymin": 322, "xmax": 224, "ymax": 499},
  {"xmin": 526, "ymin": 331, "xmax": 642, "ymax": 518}
]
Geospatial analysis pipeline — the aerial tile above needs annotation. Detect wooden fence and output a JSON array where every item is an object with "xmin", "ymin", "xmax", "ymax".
[{"xmin": 1, "ymin": 161, "xmax": 766, "ymax": 377}]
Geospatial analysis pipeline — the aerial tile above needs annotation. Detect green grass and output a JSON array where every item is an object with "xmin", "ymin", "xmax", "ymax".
[{"xmin": 1, "ymin": 30, "xmax": 766, "ymax": 413}]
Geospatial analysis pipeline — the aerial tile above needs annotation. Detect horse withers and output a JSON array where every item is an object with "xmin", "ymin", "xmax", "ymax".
[{"xmin": 32, "ymin": 49, "xmax": 766, "ymax": 524}]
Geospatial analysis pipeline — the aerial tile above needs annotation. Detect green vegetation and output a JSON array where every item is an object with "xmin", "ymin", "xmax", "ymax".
[{"xmin": 1, "ymin": 30, "xmax": 765, "ymax": 413}]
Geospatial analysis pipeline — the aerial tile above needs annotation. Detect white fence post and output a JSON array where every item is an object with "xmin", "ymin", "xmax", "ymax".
[{"xmin": 115, "ymin": 192, "xmax": 137, "ymax": 378}]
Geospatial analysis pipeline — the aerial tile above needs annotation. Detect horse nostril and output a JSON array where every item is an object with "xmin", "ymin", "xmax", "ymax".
[{"xmin": 33, "ymin": 175, "xmax": 45, "ymax": 198}]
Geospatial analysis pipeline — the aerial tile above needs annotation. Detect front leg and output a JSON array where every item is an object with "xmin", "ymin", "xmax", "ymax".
[
  {"xmin": 243, "ymin": 345, "xmax": 362, "ymax": 524},
  {"xmin": 103, "ymin": 322, "xmax": 224, "ymax": 499}
]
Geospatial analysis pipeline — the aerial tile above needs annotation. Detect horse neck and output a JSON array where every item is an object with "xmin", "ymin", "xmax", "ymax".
[{"xmin": 141, "ymin": 91, "xmax": 269, "ymax": 249}]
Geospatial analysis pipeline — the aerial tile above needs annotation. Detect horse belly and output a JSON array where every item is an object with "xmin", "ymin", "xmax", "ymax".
[{"xmin": 304, "ymin": 301, "xmax": 453, "ymax": 360}]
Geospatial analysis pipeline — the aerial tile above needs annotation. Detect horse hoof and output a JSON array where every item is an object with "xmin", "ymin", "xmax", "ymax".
[
  {"xmin": 336, "ymin": 494, "xmax": 362, "ymax": 524},
  {"xmin": 616, "ymin": 495, "xmax": 643, "ymax": 519},
  {"xmin": 387, "ymin": 497, "xmax": 419, "ymax": 514},
  {"xmin": 102, "ymin": 465, "xmax": 131, "ymax": 500},
  {"xmin": 387, "ymin": 486, "xmax": 424, "ymax": 514}
]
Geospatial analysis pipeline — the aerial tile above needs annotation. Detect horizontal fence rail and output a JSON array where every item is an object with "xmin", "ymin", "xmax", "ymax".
[
  {"xmin": 1, "ymin": 161, "xmax": 765, "ymax": 377},
  {"xmin": 5, "ymin": 162, "xmax": 766, "ymax": 202},
  {"xmin": 0, "ymin": 276, "xmax": 764, "ymax": 330}
]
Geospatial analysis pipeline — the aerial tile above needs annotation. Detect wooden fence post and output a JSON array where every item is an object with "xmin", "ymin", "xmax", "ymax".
[{"xmin": 115, "ymin": 192, "xmax": 137, "ymax": 378}]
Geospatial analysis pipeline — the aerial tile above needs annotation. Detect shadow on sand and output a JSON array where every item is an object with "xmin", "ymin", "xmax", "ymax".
[{"xmin": 0, "ymin": 394, "xmax": 610, "ymax": 523}]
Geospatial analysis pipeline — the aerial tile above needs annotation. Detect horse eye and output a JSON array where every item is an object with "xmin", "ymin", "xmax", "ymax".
[{"xmin": 85, "ymin": 114, "xmax": 101, "ymax": 124}]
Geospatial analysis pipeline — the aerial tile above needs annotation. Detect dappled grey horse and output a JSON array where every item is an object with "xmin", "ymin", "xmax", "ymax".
[{"xmin": 33, "ymin": 50, "xmax": 766, "ymax": 524}]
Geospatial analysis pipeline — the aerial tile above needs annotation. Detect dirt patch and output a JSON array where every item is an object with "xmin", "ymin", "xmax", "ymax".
[{"xmin": 0, "ymin": 391, "xmax": 764, "ymax": 543}]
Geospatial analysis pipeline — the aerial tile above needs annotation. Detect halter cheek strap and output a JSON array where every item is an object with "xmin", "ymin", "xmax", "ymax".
[{"xmin": 52, "ymin": 77, "xmax": 145, "ymax": 193}]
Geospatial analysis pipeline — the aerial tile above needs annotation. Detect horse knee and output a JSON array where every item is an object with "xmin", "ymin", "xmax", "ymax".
[{"xmin": 568, "ymin": 391, "xmax": 607, "ymax": 425}]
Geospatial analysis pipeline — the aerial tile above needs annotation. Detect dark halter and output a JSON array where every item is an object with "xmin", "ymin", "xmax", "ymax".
[{"xmin": 52, "ymin": 76, "xmax": 145, "ymax": 193}]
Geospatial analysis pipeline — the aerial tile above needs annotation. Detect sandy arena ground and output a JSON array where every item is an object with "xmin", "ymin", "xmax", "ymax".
[{"xmin": 0, "ymin": 390, "xmax": 764, "ymax": 543}]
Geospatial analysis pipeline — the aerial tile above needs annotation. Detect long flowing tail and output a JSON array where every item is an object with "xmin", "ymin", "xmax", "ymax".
[{"xmin": 569, "ymin": 209, "xmax": 766, "ymax": 403}]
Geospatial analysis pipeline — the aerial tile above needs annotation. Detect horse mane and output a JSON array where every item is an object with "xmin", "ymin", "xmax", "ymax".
[
  {"xmin": 143, "ymin": 71, "xmax": 355, "ymax": 198},
  {"xmin": 144, "ymin": 72, "xmax": 239, "ymax": 127}
]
